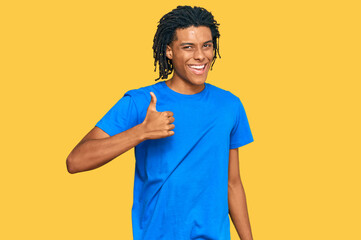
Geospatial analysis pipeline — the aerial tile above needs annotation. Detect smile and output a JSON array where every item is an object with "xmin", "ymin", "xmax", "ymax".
[{"xmin": 187, "ymin": 63, "xmax": 207, "ymax": 75}]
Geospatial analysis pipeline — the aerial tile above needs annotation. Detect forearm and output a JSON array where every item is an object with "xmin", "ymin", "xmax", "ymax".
[
  {"xmin": 67, "ymin": 123, "xmax": 147, "ymax": 174},
  {"xmin": 228, "ymin": 181, "xmax": 253, "ymax": 240}
]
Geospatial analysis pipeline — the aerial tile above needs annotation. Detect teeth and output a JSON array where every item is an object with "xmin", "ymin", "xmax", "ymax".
[{"xmin": 189, "ymin": 64, "xmax": 205, "ymax": 69}]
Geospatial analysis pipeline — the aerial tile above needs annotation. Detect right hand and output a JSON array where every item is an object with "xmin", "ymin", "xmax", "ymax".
[{"xmin": 141, "ymin": 92, "xmax": 175, "ymax": 140}]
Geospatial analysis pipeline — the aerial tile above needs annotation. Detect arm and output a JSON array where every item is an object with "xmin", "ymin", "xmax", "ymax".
[
  {"xmin": 228, "ymin": 148, "xmax": 253, "ymax": 240},
  {"xmin": 66, "ymin": 91, "xmax": 175, "ymax": 174},
  {"xmin": 66, "ymin": 124, "xmax": 146, "ymax": 174}
]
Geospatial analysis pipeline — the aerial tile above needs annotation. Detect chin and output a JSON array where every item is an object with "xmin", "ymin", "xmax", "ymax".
[
  {"xmin": 192, "ymin": 75, "xmax": 208, "ymax": 84},
  {"xmin": 188, "ymin": 78, "xmax": 206, "ymax": 85}
]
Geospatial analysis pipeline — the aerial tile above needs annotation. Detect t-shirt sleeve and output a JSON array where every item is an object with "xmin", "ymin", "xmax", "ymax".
[
  {"xmin": 229, "ymin": 98, "xmax": 254, "ymax": 149},
  {"xmin": 95, "ymin": 92, "xmax": 139, "ymax": 137}
]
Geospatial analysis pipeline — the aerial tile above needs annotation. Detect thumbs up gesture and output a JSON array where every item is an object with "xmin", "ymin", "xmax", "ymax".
[{"xmin": 141, "ymin": 92, "xmax": 175, "ymax": 140}]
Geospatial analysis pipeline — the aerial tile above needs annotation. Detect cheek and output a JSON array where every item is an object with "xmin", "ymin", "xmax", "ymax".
[
  {"xmin": 172, "ymin": 57, "xmax": 186, "ymax": 73},
  {"xmin": 173, "ymin": 56, "xmax": 188, "ymax": 68},
  {"xmin": 207, "ymin": 50, "xmax": 214, "ymax": 59}
]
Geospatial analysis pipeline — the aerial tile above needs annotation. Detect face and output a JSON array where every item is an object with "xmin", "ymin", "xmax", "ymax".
[{"xmin": 166, "ymin": 25, "xmax": 214, "ymax": 86}]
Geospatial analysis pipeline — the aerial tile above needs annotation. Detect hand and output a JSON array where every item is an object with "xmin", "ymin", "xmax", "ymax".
[{"xmin": 141, "ymin": 92, "xmax": 175, "ymax": 140}]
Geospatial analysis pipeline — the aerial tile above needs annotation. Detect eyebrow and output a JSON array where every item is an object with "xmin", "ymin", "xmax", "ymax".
[{"xmin": 180, "ymin": 40, "xmax": 213, "ymax": 46}]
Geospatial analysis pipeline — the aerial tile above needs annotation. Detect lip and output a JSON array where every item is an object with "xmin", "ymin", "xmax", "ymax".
[
  {"xmin": 188, "ymin": 63, "xmax": 208, "ymax": 67},
  {"xmin": 187, "ymin": 63, "xmax": 208, "ymax": 75}
]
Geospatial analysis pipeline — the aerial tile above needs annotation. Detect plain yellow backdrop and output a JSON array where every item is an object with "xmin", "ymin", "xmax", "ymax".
[{"xmin": 1, "ymin": 0, "xmax": 360, "ymax": 239}]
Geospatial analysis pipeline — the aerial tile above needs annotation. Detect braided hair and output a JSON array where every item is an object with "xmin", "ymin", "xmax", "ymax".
[{"xmin": 153, "ymin": 5, "xmax": 221, "ymax": 81}]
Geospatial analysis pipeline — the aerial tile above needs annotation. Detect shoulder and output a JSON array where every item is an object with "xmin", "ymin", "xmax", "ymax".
[
  {"xmin": 123, "ymin": 82, "xmax": 162, "ymax": 102},
  {"xmin": 207, "ymin": 83, "xmax": 241, "ymax": 104}
]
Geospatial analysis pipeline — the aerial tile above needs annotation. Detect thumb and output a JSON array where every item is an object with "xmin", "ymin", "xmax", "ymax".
[{"xmin": 148, "ymin": 92, "xmax": 157, "ymax": 111}]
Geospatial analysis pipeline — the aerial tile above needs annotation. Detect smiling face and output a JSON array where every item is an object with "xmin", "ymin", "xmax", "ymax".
[{"xmin": 166, "ymin": 25, "xmax": 214, "ymax": 86}]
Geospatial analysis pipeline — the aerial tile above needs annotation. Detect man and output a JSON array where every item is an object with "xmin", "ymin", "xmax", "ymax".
[{"xmin": 66, "ymin": 5, "xmax": 254, "ymax": 240}]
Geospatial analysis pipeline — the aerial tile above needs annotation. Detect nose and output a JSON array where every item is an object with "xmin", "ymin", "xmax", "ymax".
[{"xmin": 193, "ymin": 47, "xmax": 206, "ymax": 61}]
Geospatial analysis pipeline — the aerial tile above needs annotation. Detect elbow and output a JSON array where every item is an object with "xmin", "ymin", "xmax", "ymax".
[
  {"xmin": 66, "ymin": 155, "xmax": 78, "ymax": 174},
  {"xmin": 228, "ymin": 179, "xmax": 242, "ymax": 189}
]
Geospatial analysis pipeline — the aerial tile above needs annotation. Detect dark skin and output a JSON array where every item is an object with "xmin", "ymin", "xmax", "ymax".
[
  {"xmin": 228, "ymin": 148, "xmax": 254, "ymax": 240},
  {"xmin": 166, "ymin": 25, "xmax": 253, "ymax": 240},
  {"xmin": 165, "ymin": 25, "xmax": 213, "ymax": 94},
  {"xmin": 66, "ymin": 24, "xmax": 252, "ymax": 240}
]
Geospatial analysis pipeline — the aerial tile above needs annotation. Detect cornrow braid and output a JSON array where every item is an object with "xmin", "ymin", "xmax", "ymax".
[{"xmin": 153, "ymin": 5, "xmax": 221, "ymax": 81}]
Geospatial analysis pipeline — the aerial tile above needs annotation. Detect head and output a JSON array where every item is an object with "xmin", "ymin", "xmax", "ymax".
[{"xmin": 153, "ymin": 5, "xmax": 221, "ymax": 82}]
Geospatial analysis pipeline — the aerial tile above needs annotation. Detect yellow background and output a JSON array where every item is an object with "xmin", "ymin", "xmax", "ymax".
[{"xmin": 1, "ymin": 0, "xmax": 360, "ymax": 239}]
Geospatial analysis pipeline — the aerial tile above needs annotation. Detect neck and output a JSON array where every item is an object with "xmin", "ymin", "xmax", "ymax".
[{"xmin": 165, "ymin": 76, "xmax": 205, "ymax": 95}]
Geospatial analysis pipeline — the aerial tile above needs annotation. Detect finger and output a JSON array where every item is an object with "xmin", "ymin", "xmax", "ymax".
[
  {"xmin": 168, "ymin": 117, "xmax": 175, "ymax": 123},
  {"xmin": 163, "ymin": 111, "xmax": 173, "ymax": 117},
  {"xmin": 148, "ymin": 92, "xmax": 157, "ymax": 111}
]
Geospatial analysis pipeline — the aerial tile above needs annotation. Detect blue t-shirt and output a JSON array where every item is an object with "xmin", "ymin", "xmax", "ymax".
[{"xmin": 95, "ymin": 81, "xmax": 254, "ymax": 240}]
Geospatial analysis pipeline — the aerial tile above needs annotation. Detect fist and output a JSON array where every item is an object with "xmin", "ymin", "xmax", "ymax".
[{"xmin": 141, "ymin": 92, "xmax": 175, "ymax": 140}]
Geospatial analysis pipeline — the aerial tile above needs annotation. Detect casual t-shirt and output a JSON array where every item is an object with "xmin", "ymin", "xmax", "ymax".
[{"xmin": 95, "ymin": 81, "xmax": 254, "ymax": 240}]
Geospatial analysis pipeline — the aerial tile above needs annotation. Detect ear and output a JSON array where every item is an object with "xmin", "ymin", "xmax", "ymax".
[{"xmin": 166, "ymin": 45, "xmax": 173, "ymax": 60}]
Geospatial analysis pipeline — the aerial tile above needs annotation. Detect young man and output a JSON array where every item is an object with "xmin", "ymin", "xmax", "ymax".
[{"xmin": 66, "ymin": 5, "xmax": 254, "ymax": 240}]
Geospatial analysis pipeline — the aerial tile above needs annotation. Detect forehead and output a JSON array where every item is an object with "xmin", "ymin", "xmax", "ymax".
[{"xmin": 173, "ymin": 25, "xmax": 212, "ymax": 43}]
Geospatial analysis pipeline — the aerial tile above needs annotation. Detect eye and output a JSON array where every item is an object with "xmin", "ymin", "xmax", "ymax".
[
  {"xmin": 183, "ymin": 46, "xmax": 192, "ymax": 49},
  {"xmin": 204, "ymin": 44, "xmax": 213, "ymax": 48}
]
